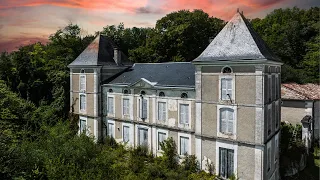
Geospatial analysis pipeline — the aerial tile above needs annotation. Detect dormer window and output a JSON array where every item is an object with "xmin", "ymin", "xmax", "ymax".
[
  {"xmin": 140, "ymin": 91, "xmax": 146, "ymax": 95},
  {"xmin": 108, "ymin": 89, "xmax": 113, "ymax": 93},
  {"xmin": 80, "ymin": 69, "xmax": 85, "ymax": 73},
  {"xmin": 123, "ymin": 89, "xmax": 129, "ymax": 94},
  {"xmin": 159, "ymin": 92, "xmax": 165, "ymax": 97},
  {"xmin": 181, "ymin": 93, "xmax": 188, "ymax": 98},
  {"xmin": 222, "ymin": 66, "xmax": 232, "ymax": 73}
]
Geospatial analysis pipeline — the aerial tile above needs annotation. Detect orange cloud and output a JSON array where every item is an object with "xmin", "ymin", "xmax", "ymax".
[{"xmin": 0, "ymin": 35, "xmax": 49, "ymax": 52}]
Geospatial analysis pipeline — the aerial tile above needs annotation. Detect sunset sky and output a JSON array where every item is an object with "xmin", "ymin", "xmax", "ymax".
[{"xmin": 0, "ymin": 0, "xmax": 319, "ymax": 52}]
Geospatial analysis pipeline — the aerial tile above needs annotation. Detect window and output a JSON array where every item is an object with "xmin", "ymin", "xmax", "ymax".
[
  {"xmin": 221, "ymin": 78, "xmax": 232, "ymax": 100},
  {"xmin": 180, "ymin": 104, "xmax": 189, "ymax": 125},
  {"xmin": 220, "ymin": 108, "xmax": 234, "ymax": 134},
  {"xmin": 139, "ymin": 98, "xmax": 148, "ymax": 119},
  {"xmin": 268, "ymin": 106, "xmax": 272, "ymax": 136},
  {"xmin": 181, "ymin": 93, "xmax": 188, "ymax": 98},
  {"xmin": 275, "ymin": 135, "xmax": 279, "ymax": 163},
  {"xmin": 138, "ymin": 128, "xmax": 148, "ymax": 146},
  {"xmin": 268, "ymin": 75, "xmax": 272, "ymax": 102},
  {"xmin": 123, "ymin": 126, "xmax": 130, "ymax": 143},
  {"xmin": 275, "ymin": 103, "xmax": 279, "ymax": 129},
  {"xmin": 108, "ymin": 97, "xmax": 114, "ymax": 114},
  {"xmin": 158, "ymin": 132, "xmax": 166, "ymax": 150},
  {"xmin": 123, "ymin": 89, "xmax": 129, "ymax": 94},
  {"xmin": 275, "ymin": 75, "xmax": 279, "ymax": 99},
  {"xmin": 222, "ymin": 66, "xmax": 232, "ymax": 73},
  {"xmin": 158, "ymin": 102, "xmax": 166, "ymax": 121},
  {"xmin": 219, "ymin": 148, "xmax": 234, "ymax": 178},
  {"xmin": 267, "ymin": 145, "xmax": 271, "ymax": 171},
  {"xmin": 180, "ymin": 136, "xmax": 189, "ymax": 155},
  {"xmin": 79, "ymin": 118, "xmax": 86, "ymax": 134},
  {"xmin": 80, "ymin": 75, "xmax": 86, "ymax": 91},
  {"xmin": 80, "ymin": 69, "xmax": 85, "ymax": 73},
  {"xmin": 80, "ymin": 94, "xmax": 86, "ymax": 111},
  {"xmin": 108, "ymin": 89, "xmax": 113, "ymax": 93},
  {"xmin": 159, "ymin": 92, "xmax": 165, "ymax": 97},
  {"xmin": 108, "ymin": 123, "xmax": 114, "ymax": 138},
  {"xmin": 123, "ymin": 98, "xmax": 130, "ymax": 115}
]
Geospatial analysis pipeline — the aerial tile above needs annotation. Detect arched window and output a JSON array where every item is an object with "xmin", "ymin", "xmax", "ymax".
[
  {"xmin": 222, "ymin": 66, "xmax": 232, "ymax": 73},
  {"xmin": 159, "ymin": 92, "xmax": 165, "ymax": 97},
  {"xmin": 108, "ymin": 89, "xmax": 113, "ymax": 93},
  {"xmin": 80, "ymin": 69, "xmax": 85, "ymax": 73},
  {"xmin": 123, "ymin": 89, "xmax": 129, "ymax": 94},
  {"xmin": 181, "ymin": 93, "xmax": 188, "ymax": 98}
]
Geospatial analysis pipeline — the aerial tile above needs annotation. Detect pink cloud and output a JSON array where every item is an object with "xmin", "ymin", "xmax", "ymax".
[{"xmin": 0, "ymin": 35, "xmax": 49, "ymax": 52}]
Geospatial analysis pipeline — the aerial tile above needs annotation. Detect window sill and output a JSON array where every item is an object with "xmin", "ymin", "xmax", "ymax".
[{"xmin": 217, "ymin": 132, "xmax": 236, "ymax": 140}]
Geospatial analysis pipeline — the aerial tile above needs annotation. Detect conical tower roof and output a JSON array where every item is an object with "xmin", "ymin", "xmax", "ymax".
[{"xmin": 193, "ymin": 12, "xmax": 280, "ymax": 62}]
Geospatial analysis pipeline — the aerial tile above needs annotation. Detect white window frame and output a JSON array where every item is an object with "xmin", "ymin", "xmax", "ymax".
[
  {"xmin": 78, "ymin": 116, "xmax": 87, "ymax": 135},
  {"xmin": 217, "ymin": 105, "xmax": 237, "ymax": 140},
  {"xmin": 107, "ymin": 94, "xmax": 115, "ymax": 117},
  {"xmin": 122, "ymin": 122, "xmax": 134, "ymax": 146},
  {"xmin": 79, "ymin": 93, "xmax": 86, "ymax": 113},
  {"xmin": 136, "ymin": 96, "xmax": 149, "ymax": 122},
  {"xmin": 107, "ymin": 119, "xmax": 115, "ymax": 138},
  {"xmin": 157, "ymin": 129, "xmax": 168, "ymax": 152},
  {"xmin": 219, "ymin": 75, "xmax": 235, "ymax": 102},
  {"xmin": 178, "ymin": 100, "xmax": 192, "ymax": 129},
  {"xmin": 274, "ymin": 133, "xmax": 279, "ymax": 163},
  {"xmin": 215, "ymin": 140, "xmax": 238, "ymax": 177},
  {"xmin": 178, "ymin": 132, "xmax": 191, "ymax": 156},
  {"xmin": 267, "ymin": 140, "xmax": 272, "ymax": 172},
  {"xmin": 79, "ymin": 73, "xmax": 86, "ymax": 92},
  {"xmin": 157, "ymin": 99, "xmax": 168, "ymax": 122},
  {"xmin": 135, "ymin": 124, "xmax": 151, "ymax": 148}
]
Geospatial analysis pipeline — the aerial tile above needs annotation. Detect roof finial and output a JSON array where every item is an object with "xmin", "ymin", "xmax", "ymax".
[{"xmin": 237, "ymin": 8, "xmax": 239, "ymax": 13}]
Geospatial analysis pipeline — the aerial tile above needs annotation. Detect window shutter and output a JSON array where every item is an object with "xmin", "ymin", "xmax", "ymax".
[
  {"xmin": 80, "ymin": 75, "xmax": 85, "ymax": 91},
  {"xmin": 80, "ymin": 95, "xmax": 86, "ymax": 110},
  {"xmin": 108, "ymin": 97, "xmax": 113, "ymax": 114},
  {"xmin": 123, "ymin": 126, "xmax": 129, "ymax": 142},
  {"xmin": 180, "ymin": 105, "xmax": 185, "ymax": 124},
  {"xmin": 143, "ymin": 129, "xmax": 148, "ymax": 145},
  {"xmin": 220, "ymin": 109, "xmax": 227, "ymax": 133},
  {"xmin": 227, "ymin": 150, "xmax": 234, "ymax": 177},
  {"xmin": 185, "ymin": 105, "xmax": 189, "ymax": 125},
  {"xmin": 219, "ymin": 148, "xmax": 226, "ymax": 177},
  {"xmin": 227, "ymin": 79, "xmax": 232, "ymax": 99},
  {"xmin": 221, "ymin": 79, "xmax": 227, "ymax": 100},
  {"xmin": 162, "ymin": 103, "xmax": 166, "ymax": 121},
  {"xmin": 143, "ymin": 99, "xmax": 147, "ymax": 119},
  {"xmin": 227, "ymin": 109, "xmax": 234, "ymax": 133},
  {"xmin": 139, "ymin": 99, "xmax": 142, "ymax": 118}
]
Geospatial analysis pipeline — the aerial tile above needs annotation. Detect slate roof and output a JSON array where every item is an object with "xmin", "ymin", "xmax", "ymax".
[
  {"xmin": 108, "ymin": 62, "xmax": 195, "ymax": 87},
  {"xmin": 281, "ymin": 83, "xmax": 320, "ymax": 100},
  {"xmin": 68, "ymin": 35, "xmax": 130, "ymax": 67},
  {"xmin": 194, "ymin": 12, "xmax": 280, "ymax": 62}
]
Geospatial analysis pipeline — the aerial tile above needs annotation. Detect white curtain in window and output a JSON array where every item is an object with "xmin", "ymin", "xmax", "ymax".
[
  {"xmin": 108, "ymin": 97, "xmax": 114, "ymax": 114},
  {"xmin": 80, "ymin": 94, "xmax": 86, "ymax": 111},
  {"xmin": 158, "ymin": 102, "xmax": 166, "ymax": 121},
  {"xmin": 123, "ymin": 126, "xmax": 130, "ymax": 143},
  {"xmin": 221, "ymin": 78, "xmax": 232, "ymax": 100},
  {"xmin": 158, "ymin": 132, "xmax": 166, "ymax": 150},
  {"xmin": 220, "ymin": 108, "xmax": 234, "ymax": 134},
  {"xmin": 180, "ymin": 104, "xmax": 189, "ymax": 125},
  {"xmin": 180, "ymin": 136, "xmax": 189, "ymax": 155},
  {"xmin": 80, "ymin": 75, "xmax": 86, "ymax": 91},
  {"xmin": 108, "ymin": 123, "xmax": 114, "ymax": 137},
  {"xmin": 123, "ymin": 99, "xmax": 129, "ymax": 115},
  {"xmin": 139, "ymin": 128, "xmax": 148, "ymax": 146}
]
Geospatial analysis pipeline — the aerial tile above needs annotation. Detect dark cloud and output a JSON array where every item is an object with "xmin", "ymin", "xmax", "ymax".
[{"xmin": 135, "ymin": 6, "xmax": 163, "ymax": 14}]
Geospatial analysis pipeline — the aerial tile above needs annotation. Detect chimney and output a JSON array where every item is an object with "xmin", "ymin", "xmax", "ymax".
[{"xmin": 114, "ymin": 47, "xmax": 121, "ymax": 65}]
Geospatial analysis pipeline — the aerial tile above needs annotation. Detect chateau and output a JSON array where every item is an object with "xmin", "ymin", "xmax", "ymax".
[{"xmin": 68, "ymin": 12, "xmax": 282, "ymax": 179}]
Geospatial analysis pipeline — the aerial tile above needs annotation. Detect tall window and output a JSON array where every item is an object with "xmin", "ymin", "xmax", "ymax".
[
  {"xmin": 180, "ymin": 136, "xmax": 189, "ymax": 155},
  {"xmin": 220, "ymin": 108, "xmax": 234, "ymax": 134},
  {"xmin": 80, "ymin": 94, "xmax": 86, "ymax": 111},
  {"xmin": 158, "ymin": 102, "xmax": 166, "ymax": 121},
  {"xmin": 275, "ymin": 103, "xmax": 279, "ymax": 129},
  {"xmin": 275, "ymin": 75, "xmax": 279, "ymax": 99},
  {"xmin": 108, "ymin": 97, "xmax": 114, "ymax": 114},
  {"xmin": 138, "ymin": 128, "xmax": 148, "ymax": 146},
  {"xmin": 221, "ymin": 78, "xmax": 232, "ymax": 100},
  {"xmin": 267, "ymin": 146, "xmax": 271, "ymax": 171},
  {"xmin": 268, "ymin": 75, "xmax": 272, "ymax": 102},
  {"xmin": 79, "ymin": 118, "xmax": 86, "ymax": 134},
  {"xmin": 180, "ymin": 104, "xmax": 189, "ymax": 125},
  {"xmin": 219, "ymin": 148, "xmax": 234, "ymax": 178},
  {"xmin": 123, "ymin": 126, "xmax": 130, "ymax": 143},
  {"xmin": 80, "ymin": 75, "xmax": 86, "ymax": 91},
  {"xmin": 268, "ymin": 106, "xmax": 272, "ymax": 136},
  {"xmin": 123, "ymin": 98, "xmax": 130, "ymax": 115},
  {"xmin": 139, "ymin": 99, "xmax": 148, "ymax": 119},
  {"xmin": 108, "ymin": 123, "xmax": 114, "ymax": 138},
  {"xmin": 158, "ymin": 132, "xmax": 166, "ymax": 150}
]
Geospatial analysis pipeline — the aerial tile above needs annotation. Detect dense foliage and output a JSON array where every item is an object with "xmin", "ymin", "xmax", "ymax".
[{"xmin": 0, "ymin": 7, "xmax": 319, "ymax": 179}]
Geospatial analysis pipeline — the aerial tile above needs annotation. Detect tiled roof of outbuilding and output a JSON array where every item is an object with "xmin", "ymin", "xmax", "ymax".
[
  {"xmin": 281, "ymin": 83, "xmax": 320, "ymax": 100},
  {"xmin": 193, "ymin": 12, "xmax": 280, "ymax": 62},
  {"xmin": 109, "ymin": 62, "xmax": 195, "ymax": 87}
]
